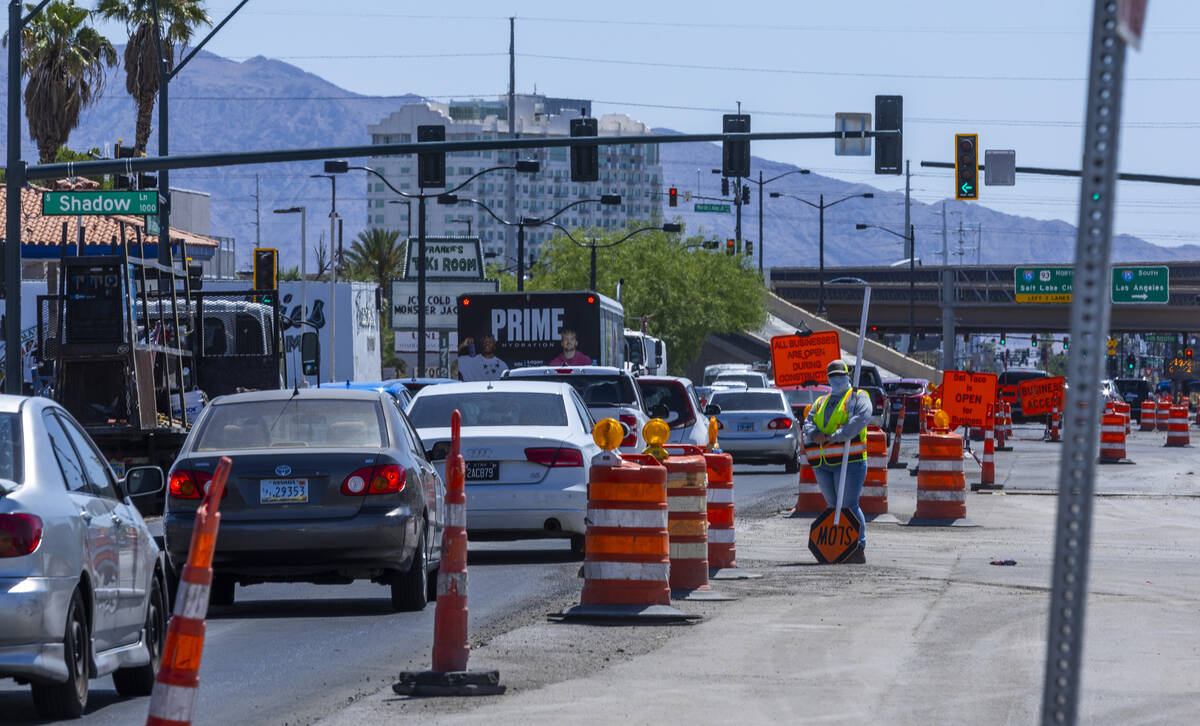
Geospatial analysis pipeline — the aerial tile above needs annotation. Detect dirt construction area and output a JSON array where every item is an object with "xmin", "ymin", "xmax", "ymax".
[{"xmin": 317, "ymin": 422, "xmax": 1200, "ymax": 725}]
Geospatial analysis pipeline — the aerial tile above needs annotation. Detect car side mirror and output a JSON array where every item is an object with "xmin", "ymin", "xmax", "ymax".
[
  {"xmin": 649, "ymin": 403, "xmax": 670, "ymax": 419},
  {"xmin": 703, "ymin": 404, "xmax": 721, "ymax": 416},
  {"xmin": 125, "ymin": 466, "xmax": 165, "ymax": 497}
]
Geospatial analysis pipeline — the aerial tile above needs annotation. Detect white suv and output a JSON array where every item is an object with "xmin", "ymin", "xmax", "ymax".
[{"xmin": 503, "ymin": 366, "xmax": 649, "ymax": 452}]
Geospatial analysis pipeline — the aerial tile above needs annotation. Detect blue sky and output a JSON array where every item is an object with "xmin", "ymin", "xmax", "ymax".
[{"xmin": 91, "ymin": 0, "xmax": 1200, "ymax": 248}]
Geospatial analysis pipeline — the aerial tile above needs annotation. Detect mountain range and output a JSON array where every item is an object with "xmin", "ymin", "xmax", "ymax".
[{"xmin": 3, "ymin": 49, "xmax": 1197, "ymax": 269}]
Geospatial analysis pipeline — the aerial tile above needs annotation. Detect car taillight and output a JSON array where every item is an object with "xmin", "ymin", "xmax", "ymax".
[
  {"xmin": 0, "ymin": 513, "xmax": 42, "ymax": 557},
  {"xmin": 618, "ymin": 414, "xmax": 638, "ymax": 447},
  {"xmin": 341, "ymin": 464, "xmax": 405, "ymax": 496},
  {"xmin": 768, "ymin": 417, "xmax": 793, "ymax": 430},
  {"xmin": 525, "ymin": 447, "xmax": 584, "ymax": 467},
  {"xmin": 169, "ymin": 469, "xmax": 214, "ymax": 500}
]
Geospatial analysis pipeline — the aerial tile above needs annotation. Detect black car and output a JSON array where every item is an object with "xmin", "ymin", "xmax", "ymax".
[{"xmin": 1113, "ymin": 378, "xmax": 1152, "ymax": 421}]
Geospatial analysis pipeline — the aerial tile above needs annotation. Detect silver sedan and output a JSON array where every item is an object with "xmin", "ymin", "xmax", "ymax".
[
  {"xmin": 0, "ymin": 395, "xmax": 167, "ymax": 718},
  {"xmin": 705, "ymin": 388, "xmax": 802, "ymax": 473}
]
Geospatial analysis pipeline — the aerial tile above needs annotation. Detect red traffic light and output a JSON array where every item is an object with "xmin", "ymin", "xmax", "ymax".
[{"xmin": 668, "ymin": 187, "xmax": 678, "ymax": 208}]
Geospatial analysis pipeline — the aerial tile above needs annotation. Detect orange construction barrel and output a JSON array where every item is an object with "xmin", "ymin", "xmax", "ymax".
[{"xmin": 907, "ymin": 432, "xmax": 975, "ymax": 527}]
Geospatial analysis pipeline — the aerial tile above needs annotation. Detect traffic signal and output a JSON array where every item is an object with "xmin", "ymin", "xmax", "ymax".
[
  {"xmin": 725, "ymin": 239, "xmax": 735, "ymax": 256},
  {"xmin": 1186, "ymin": 348, "xmax": 1194, "ymax": 358},
  {"xmin": 999, "ymin": 332, "xmax": 1006, "ymax": 346},
  {"xmin": 114, "ymin": 140, "xmax": 137, "ymax": 159},
  {"xmin": 137, "ymin": 173, "xmax": 157, "ymax": 189},
  {"xmin": 253, "ymin": 248, "xmax": 278, "ymax": 291},
  {"xmin": 742, "ymin": 184, "xmax": 750, "ymax": 205},
  {"xmin": 1031, "ymin": 333, "xmax": 1039, "ymax": 346},
  {"xmin": 745, "ymin": 240, "xmax": 753, "ymax": 256},
  {"xmin": 417, "ymin": 124, "xmax": 446, "ymax": 188},
  {"xmin": 955, "ymin": 133, "xmax": 978, "ymax": 200},
  {"xmin": 115, "ymin": 173, "xmax": 135, "ymax": 189},
  {"xmin": 722, "ymin": 114, "xmax": 751, "ymax": 178},
  {"xmin": 569, "ymin": 117, "xmax": 599, "ymax": 182},
  {"xmin": 874, "ymin": 95, "xmax": 903, "ymax": 175},
  {"xmin": 721, "ymin": 177, "xmax": 729, "ymax": 196},
  {"xmin": 1063, "ymin": 336, "xmax": 1069, "ymax": 351},
  {"xmin": 668, "ymin": 187, "xmax": 678, "ymax": 207}
]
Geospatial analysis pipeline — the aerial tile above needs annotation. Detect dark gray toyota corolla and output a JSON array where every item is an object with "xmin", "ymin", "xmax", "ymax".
[{"xmin": 164, "ymin": 388, "xmax": 444, "ymax": 611}]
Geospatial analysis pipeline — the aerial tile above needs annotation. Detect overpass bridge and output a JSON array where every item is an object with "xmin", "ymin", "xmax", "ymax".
[{"xmin": 770, "ymin": 262, "xmax": 1200, "ymax": 335}]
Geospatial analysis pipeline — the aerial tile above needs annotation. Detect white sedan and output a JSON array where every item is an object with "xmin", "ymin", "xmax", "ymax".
[{"xmin": 407, "ymin": 381, "xmax": 601, "ymax": 553}]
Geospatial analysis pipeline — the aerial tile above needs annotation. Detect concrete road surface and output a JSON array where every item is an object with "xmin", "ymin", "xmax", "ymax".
[{"xmin": 317, "ymin": 423, "xmax": 1200, "ymax": 725}]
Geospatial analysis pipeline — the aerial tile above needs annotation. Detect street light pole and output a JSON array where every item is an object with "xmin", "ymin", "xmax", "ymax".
[
  {"xmin": 854, "ymin": 222, "xmax": 916, "ymax": 354},
  {"xmin": 757, "ymin": 170, "xmax": 764, "ymax": 274},
  {"xmin": 818, "ymin": 194, "xmax": 825, "ymax": 314},
  {"xmin": 517, "ymin": 222, "xmax": 526, "ymax": 291},
  {"xmin": 590, "ymin": 242, "xmax": 598, "ymax": 291}
]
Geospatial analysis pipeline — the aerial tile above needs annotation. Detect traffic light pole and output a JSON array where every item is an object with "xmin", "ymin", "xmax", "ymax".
[
  {"xmin": 734, "ymin": 178, "xmax": 743, "ymax": 249},
  {"xmin": 757, "ymin": 171, "xmax": 763, "ymax": 274},
  {"xmin": 417, "ymin": 194, "xmax": 427, "ymax": 374}
]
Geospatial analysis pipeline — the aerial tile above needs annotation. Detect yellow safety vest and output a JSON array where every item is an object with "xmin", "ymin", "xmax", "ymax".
[{"xmin": 805, "ymin": 389, "xmax": 868, "ymax": 466}]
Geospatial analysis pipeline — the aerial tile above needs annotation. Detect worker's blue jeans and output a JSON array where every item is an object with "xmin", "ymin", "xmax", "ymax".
[{"xmin": 813, "ymin": 458, "xmax": 867, "ymax": 545}]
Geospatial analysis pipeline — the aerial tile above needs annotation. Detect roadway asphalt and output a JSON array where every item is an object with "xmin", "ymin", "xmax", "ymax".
[{"xmin": 0, "ymin": 462, "xmax": 799, "ymax": 725}]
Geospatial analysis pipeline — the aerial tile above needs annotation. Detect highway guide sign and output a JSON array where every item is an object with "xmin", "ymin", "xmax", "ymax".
[
  {"xmin": 808, "ymin": 508, "xmax": 863, "ymax": 564},
  {"xmin": 770, "ymin": 330, "xmax": 840, "ymax": 387},
  {"xmin": 1111, "ymin": 265, "xmax": 1168, "ymax": 304},
  {"xmin": 43, "ymin": 190, "xmax": 158, "ymax": 216},
  {"xmin": 1018, "ymin": 376, "xmax": 1065, "ymax": 417},
  {"xmin": 1014, "ymin": 266, "xmax": 1073, "ymax": 303},
  {"xmin": 940, "ymin": 370, "xmax": 997, "ymax": 428}
]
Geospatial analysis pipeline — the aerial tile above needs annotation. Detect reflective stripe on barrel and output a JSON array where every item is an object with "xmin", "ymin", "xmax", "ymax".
[{"xmin": 915, "ymin": 432, "xmax": 966, "ymax": 520}]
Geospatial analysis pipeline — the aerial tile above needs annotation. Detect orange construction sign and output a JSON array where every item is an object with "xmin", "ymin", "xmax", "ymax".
[
  {"xmin": 771, "ymin": 331, "xmax": 841, "ymax": 387},
  {"xmin": 1019, "ymin": 376, "xmax": 1065, "ymax": 417},
  {"xmin": 808, "ymin": 508, "xmax": 863, "ymax": 564},
  {"xmin": 941, "ymin": 370, "xmax": 998, "ymax": 428}
]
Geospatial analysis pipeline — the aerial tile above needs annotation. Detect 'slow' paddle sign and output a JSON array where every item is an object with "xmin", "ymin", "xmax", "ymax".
[{"xmin": 809, "ymin": 508, "xmax": 863, "ymax": 564}]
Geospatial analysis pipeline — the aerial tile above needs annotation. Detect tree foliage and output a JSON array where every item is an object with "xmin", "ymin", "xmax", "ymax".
[
  {"xmin": 527, "ymin": 225, "xmax": 766, "ymax": 375},
  {"xmin": 5, "ymin": 1, "xmax": 116, "ymax": 163},
  {"xmin": 95, "ymin": 0, "xmax": 210, "ymax": 151}
]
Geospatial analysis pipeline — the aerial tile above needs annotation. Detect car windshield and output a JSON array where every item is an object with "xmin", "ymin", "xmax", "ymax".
[
  {"xmin": 714, "ymin": 373, "xmax": 764, "ymax": 388},
  {"xmin": 783, "ymin": 389, "xmax": 822, "ymax": 406},
  {"xmin": 408, "ymin": 392, "xmax": 567, "ymax": 428},
  {"xmin": 194, "ymin": 398, "xmax": 386, "ymax": 450},
  {"xmin": 711, "ymin": 391, "xmax": 787, "ymax": 412},
  {"xmin": 895, "ymin": 383, "xmax": 926, "ymax": 396},
  {"xmin": 511, "ymin": 374, "xmax": 639, "ymax": 408},
  {"xmin": 0, "ymin": 413, "xmax": 22, "ymax": 483},
  {"xmin": 847, "ymin": 366, "xmax": 882, "ymax": 388}
]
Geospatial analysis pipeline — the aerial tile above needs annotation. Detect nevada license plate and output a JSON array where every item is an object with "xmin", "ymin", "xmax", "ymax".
[
  {"xmin": 465, "ymin": 461, "xmax": 499, "ymax": 481},
  {"xmin": 737, "ymin": 422, "xmax": 755, "ymax": 432},
  {"xmin": 260, "ymin": 478, "xmax": 308, "ymax": 503}
]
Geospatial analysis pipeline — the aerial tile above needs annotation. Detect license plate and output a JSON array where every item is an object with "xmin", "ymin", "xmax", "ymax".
[
  {"xmin": 465, "ymin": 461, "xmax": 499, "ymax": 481},
  {"xmin": 260, "ymin": 478, "xmax": 308, "ymax": 503},
  {"xmin": 737, "ymin": 422, "xmax": 755, "ymax": 432}
]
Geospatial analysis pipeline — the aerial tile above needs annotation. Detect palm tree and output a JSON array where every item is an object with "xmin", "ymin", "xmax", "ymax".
[
  {"xmin": 345, "ymin": 227, "xmax": 406, "ymax": 309},
  {"xmin": 95, "ymin": 0, "xmax": 209, "ymax": 152},
  {"xmin": 3, "ymin": 1, "xmax": 116, "ymax": 164}
]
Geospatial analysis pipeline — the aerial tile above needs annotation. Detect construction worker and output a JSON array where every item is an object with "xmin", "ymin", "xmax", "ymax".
[{"xmin": 803, "ymin": 359, "xmax": 873, "ymax": 563}]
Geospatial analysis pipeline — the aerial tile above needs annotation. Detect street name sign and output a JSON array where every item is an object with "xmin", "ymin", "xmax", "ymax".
[
  {"xmin": 808, "ymin": 508, "xmax": 863, "ymax": 564},
  {"xmin": 941, "ymin": 370, "xmax": 997, "ymax": 428},
  {"xmin": 1111, "ymin": 265, "xmax": 1168, "ymax": 304},
  {"xmin": 43, "ymin": 190, "xmax": 158, "ymax": 216},
  {"xmin": 1015, "ymin": 266, "xmax": 1073, "ymax": 303},
  {"xmin": 1018, "ymin": 376, "xmax": 1065, "ymax": 417},
  {"xmin": 694, "ymin": 203, "xmax": 730, "ymax": 213},
  {"xmin": 403, "ymin": 236, "xmax": 484, "ymax": 280},
  {"xmin": 770, "ymin": 330, "xmax": 841, "ymax": 387}
]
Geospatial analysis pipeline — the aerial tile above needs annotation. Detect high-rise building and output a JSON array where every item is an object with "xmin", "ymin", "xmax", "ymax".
[{"xmin": 366, "ymin": 95, "xmax": 663, "ymax": 265}]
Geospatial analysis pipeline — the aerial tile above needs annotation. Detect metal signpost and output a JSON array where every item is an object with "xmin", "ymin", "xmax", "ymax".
[
  {"xmin": 1042, "ymin": 2, "xmax": 1133, "ymax": 723},
  {"xmin": 1110, "ymin": 265, "xmax": 1168, "ymax": 303}
]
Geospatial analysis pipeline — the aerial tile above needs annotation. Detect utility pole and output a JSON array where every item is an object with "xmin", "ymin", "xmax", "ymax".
[
  {"xmin": 941, "ymin": 201, "xmax": 955, "ymax": 371},
  {"xmin": 903, "ymin": 160, "xmax": 911, "ymax": 260},
  {"xmin": 507, "ymin": 17, "xmax": 517, "ymax": 273},
  {"xmin": 254, "ymin": 174, "xmax": 261, "ymax": 246},
  {"xmin": 734, "ymin": 177, "xmax": 742, "ymax": 247}
]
